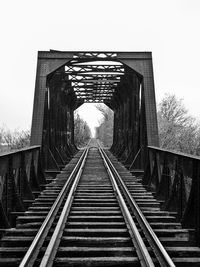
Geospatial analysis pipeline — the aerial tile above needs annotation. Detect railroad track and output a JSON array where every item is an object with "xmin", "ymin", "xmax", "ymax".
[{"xmin": 1, "ymin": 139, "xmax": 200, "ymax": 266}]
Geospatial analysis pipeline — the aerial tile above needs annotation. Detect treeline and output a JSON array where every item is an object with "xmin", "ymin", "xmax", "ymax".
[
  {"xmin": 95, "ymin": 104, "xmax": 113, "ymax": 147},
  {"xmin": 74, "ymin": 112, "xmax": 91, "ymax": 147},
  {"xmin": 0, "ymin": 113, "xmax": 91, "ymax": 153},
  {"xmin": 0, "ymin": 127, "xmax": 30, "ymax": 152},
  {"xmin": 95, "ymin": 95, "xmax": 200, "ymax": 155},
  {"xmin": 1, "ymin": 95, "xmax": 200, "ymax": 155},
  {"xmin": 158, "ymin": 94, "xmax": 200, "ymax": 155}
]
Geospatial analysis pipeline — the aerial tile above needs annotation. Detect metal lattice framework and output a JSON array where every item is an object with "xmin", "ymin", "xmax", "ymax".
[
  {"xmin": 60, "ymin": 57, "xmax": 125, "ymax": 103},
  {"xmin": 30, "ymin": 51, "xmax": 159, "ymax": 170},
  {"xmin": 73, "ymin": 52, "xmax": 117, "ymax": 59}
]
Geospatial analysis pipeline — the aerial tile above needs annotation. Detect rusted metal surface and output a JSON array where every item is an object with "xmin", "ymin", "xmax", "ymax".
[
  {"xmin": 0, "ymin": 146, "xmax": 46, "ymax": 228},
  {"xmin": 144, "ymin": 146, "xmax": 200, "ymax": 246}
]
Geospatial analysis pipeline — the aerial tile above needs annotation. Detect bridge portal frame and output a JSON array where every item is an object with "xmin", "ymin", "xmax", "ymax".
[{"xmin": 30, "ymin": 51, "xmax": 159, "ymax": 169}]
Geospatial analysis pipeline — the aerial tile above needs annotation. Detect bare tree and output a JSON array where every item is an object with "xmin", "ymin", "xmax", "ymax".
[
  {"xmin": 95, "ymin": 104, "xmax": 114, "ymax": 147},
  {"xmin": 158, "ymin": 94, "xmax": 200, "ymax": 155},
  {"xmin": 74, "ymin": 112, "xmax": 91, "ymax": 147},
  {"xmin": 0, "ymin": 126, "xmax": 4, "ymax": 145},
  {"xmin": 0, "ymin": 127, "xmax": 30, "ymax": 152}
]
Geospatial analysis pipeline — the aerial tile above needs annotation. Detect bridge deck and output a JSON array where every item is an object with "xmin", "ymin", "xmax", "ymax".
[{"xmin": 0, "ymin": 141, "xmax": 200, "ymax": 266}]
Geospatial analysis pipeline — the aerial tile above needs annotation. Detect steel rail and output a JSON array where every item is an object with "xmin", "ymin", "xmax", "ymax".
[
  {"xmin": 98, "ymin": 147, "xmax": 155, "ymax": 267},
  {"xmin": 19, "ymin": 148, "xmax": 88, "ymax": 267},
  {"xmin": 99, "ymin": 146, "xmax": 175, "ymax": 267},
  {"xmin": 39, "ymin": 147, "xmax": 89, "ymax": 267}
]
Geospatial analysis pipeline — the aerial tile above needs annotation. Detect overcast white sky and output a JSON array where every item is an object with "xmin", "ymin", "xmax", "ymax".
[{"xmin": 0, "ymin": 0, "xmax": 200, "ymax": 133}]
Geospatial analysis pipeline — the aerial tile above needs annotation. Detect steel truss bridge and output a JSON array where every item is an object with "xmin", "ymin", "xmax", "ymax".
[{"xmin": 0, "ymin": 51, "xmax": 200, "ymax": 266}]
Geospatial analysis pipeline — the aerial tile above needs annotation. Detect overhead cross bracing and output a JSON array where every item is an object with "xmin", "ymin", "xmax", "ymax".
[
  {"xmin": 46, "ymin": 51, "xmax": 145, "ymax": 109},
  {"xmin": 65, "ymin": 58, "xmax": 125, "ymax": 103}
]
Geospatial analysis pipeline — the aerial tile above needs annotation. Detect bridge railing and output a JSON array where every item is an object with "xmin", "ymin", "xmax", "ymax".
[
  {"xmin": 144, "ymin": 146, "xmax": 200, "ymax": 245},
  {"xmin": 0, "ymin": 146, "xmax": 46, "ymax": 228}
]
